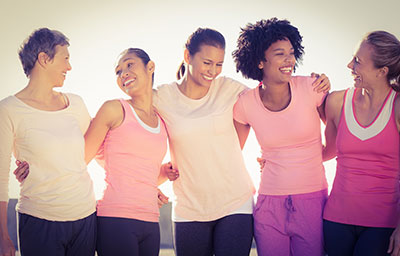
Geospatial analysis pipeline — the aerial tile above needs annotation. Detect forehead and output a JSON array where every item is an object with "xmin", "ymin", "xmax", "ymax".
[
  {"xmin": 54, "ymin": 44, "xmax": 69, "ymax": 55},
  {"xmin": 195, "ymin": 45, "xmax": 225, "ymax": 59},
  {"xmin": 116, "ymin": 52, "xmax": 139, "ymax": 67},
  {"xmin": 355, "ymin": 41, "xmax": 374, "ymax": 59},
  {"xmin": 267, "ymin": 39, "xmax": 293, "ymax": 51}
]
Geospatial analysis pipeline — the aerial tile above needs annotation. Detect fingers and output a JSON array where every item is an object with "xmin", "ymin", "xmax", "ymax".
[
  {"xmin": 13, "ymin": 161, "xmax": 29, "ymax": 183},
  {"xmin": 388, "ymin": 235, "xmax": 394, "ymax": 254},
  {"xmin": 157, "ymin": 189, "xmax": 169, "ymax": 208},
  {"xmin": 256, "ymin": 157, "xmax": 266, "ymax": 171},
  {"xmin": 311, "ymin": 73, "xmax": 331, "ymax": 93},
  {"xmin": 166, "ymin": 167, "xmax": 179, "ymax": 181}
]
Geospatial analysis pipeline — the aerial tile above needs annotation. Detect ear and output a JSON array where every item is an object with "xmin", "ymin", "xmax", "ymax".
[
  {"xmin": 147, "ymin": 60, "xmax": 155, "ymax": 74},
  {"xmin": 183, "ymin": 48, "xmax": 191, "ymax": 64},
  {"xmin": 37, "ymin": 52, "xmax": 49, "ymax": 68},
  {"xmin": 377, "ymin": 66, "xmax": 389, "ymax": 78},
  {"xmin": 258, "ymin": 61, "xmax": 264, "ymax": 70}
]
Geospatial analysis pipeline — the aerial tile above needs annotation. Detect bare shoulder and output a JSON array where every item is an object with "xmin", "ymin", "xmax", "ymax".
[
  {"xmin": 326, "ymin": 90, "xmax": 346, "ymax": 110},
  {"xmin": 94, "ymin": 99, "xmax": 124, "ymax": 127},
  {"xmin": 325, "ymin": 89, "xmax": 346, "ymax": 121}
]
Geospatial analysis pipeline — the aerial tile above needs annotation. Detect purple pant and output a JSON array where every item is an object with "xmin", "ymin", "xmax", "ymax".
[{"xmin": 254, "ymin": 189, "xmax": 328, "ymax": 256}]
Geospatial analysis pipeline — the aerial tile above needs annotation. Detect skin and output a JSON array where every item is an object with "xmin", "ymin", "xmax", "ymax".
[
  {"xmin": 12, "ymin": 52, "xmax": 170, "ymax": 231},
  {"xmin": 234, "ymin": 39, "xmax": 331, "ymax": 149},
  {"xmin": 322, "ymin": 40, "xmax": 400, "ymax": 255},
  {"xmin": 165, "ymin": 41, "xmax": 330, "ymax": 181},
  {"xmin": 1, "ymin": 44, "xmax": 71, "ymax": 256}
]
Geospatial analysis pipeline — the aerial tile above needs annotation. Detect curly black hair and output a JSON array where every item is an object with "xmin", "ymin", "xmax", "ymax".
[{"xmin": 232, "ymin": 18, "xmax": 304, "ymax": 82}]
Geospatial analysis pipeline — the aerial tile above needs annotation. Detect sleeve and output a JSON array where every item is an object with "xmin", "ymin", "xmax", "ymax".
[
  {"xmin": 72, "ymin": 94, "xmax": 91, "ymax": 134},
  {"xmin": 303, "ymin": 76, "xmax": 327, "ymax": 107},
  {"xmin": 0, "ymin": 103, "xmax": 13, "ymax": 202},
  {"xmin": 233, "ymin": 92, "xmax": 249, "ymax": 125}
]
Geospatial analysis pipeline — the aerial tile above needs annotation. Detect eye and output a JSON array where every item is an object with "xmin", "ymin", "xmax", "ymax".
[
  {"xmin": 115, "ymin": 70, "xmax": 121, "ymax": 76},
  {"xmin": 217, "ymin": 63, "xmax": 223, "ymax": 67},
  {"xmin": 203, "ymin": 62, "xmax": 211, "ymax": 65}
]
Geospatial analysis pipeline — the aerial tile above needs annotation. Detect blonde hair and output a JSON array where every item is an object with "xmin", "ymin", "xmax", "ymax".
[{"xmin": 365, "ymin": 31, "xmax": 400, "ymax": 91}]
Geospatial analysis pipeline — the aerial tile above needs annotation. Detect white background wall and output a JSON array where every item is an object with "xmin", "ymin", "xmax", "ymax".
[{"xmin": 1, "ymin": 0, "xmax": 399, "ymax": 199}]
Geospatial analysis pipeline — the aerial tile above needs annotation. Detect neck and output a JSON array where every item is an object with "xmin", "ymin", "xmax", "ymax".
[
  {"xmin": 129, "ymin": 86, "xmax": 154, "ymax": 114},
  {"xmin": 359, "ymin": 80, "xmax": 392, "ymax": 101},
  {"xmin": 18, "ymin": 73, "xmax": 57, "ymax": 101},
  {"xmin": 261, "ymin": 79, "xmax": 290, "ymax": 100},
  {"xmin": 179, "ymin": 75, "xmax": 210, "ymax": 99}
]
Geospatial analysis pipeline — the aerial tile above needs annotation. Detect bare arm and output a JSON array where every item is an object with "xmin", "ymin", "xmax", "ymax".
[
  {"xmin": 84, "ymin": 100, "xmax": 123, "ymax": 164},
  {"xmin": 322, "ymin": 91, "xmax": 345, "ymax": 161},
  {"xmin": 234, "ymin": 120, "xmax": 250, "ymax": 150},
  {"xmin": 0, "ymin": 201, "xmax": 15, "ymax": 256}
]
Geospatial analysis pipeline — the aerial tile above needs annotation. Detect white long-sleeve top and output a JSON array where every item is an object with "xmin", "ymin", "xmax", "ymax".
[{"xmin": 0, "ymin": 93, "xmax": 96, "ymax": 221}]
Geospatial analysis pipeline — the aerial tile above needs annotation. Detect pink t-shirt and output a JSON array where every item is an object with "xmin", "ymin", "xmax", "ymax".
[
  {"xmin": 96, "ymin": 99, "xmax": 168, "ymax": 222},
  {"xmin": 234, "ymin": 76, "xmax": 328, "ymax": 195},
  {"xmin": 323, "ymin": 88, "xmax": 400, "ymax": 228}
]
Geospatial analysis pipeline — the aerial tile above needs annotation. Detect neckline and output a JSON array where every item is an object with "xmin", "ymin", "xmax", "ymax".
[
  {"xmin": 351, "ymin": 88, "xmax": 393, "ymax": 128},
  {"xmin": 173, "ymin": 81, "xmax": 212, "ymax": 103},
  {"xmin": 12, "ymin": 93, "xmax": 71, "ymax": 113},
  {"xmin": 127, "ymin": 101, "xmax": 161, "ymax": 133},
  {"xmin": 256, "ymin": 81, "xmax": 293, "ymax": 114}
]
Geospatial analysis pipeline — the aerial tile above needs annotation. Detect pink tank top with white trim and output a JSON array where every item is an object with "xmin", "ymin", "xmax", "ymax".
[
  {"xmin": 96, "ymin": 99, "xmax": 168, "ymax": 222},
  {"xmin": 323, "ymin": 88, "xmax": 400, "ymax": 228}
]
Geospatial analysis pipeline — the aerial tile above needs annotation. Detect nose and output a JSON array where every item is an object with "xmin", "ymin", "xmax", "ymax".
[
  {"xmin": 208, "ymin": 65, "xmax": 217, "ymax": 76},
  {"xmin": 121, "ymin": 68, "xmax": 130, "ymax": 78},
  {"xmin": 347, "ymin": 58, "xmax": 354, "ymax": 70},
  {"xmin": 67, "ymin": 61, "xmax": 72, "ymax": 71}
]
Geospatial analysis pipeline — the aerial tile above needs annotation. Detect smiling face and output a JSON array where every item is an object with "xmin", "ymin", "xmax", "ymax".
[
  {"xmin": 47, "ymin": 45, "xmax": 71, "ymax": 87},
  {"xmin": 259, "ymin": 39, "xmax": 296, "ymax": 85},
  {"xmin": 115, "ymin": 52, "xmax": 154, "ymax": 96},
  {"xmin": 347, "ymin": 40, "xmax": 381, "ymax": 88},
  {"xmin": 185, "ymin": 44, "xmax": 225, "ymax": 88}
]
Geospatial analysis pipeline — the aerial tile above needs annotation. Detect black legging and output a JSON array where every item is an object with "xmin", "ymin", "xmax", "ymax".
[
  {"xmin": 174, "ymin": 214, "xmax": 253, "ymax": 256},
  {"xmin": 323, "ymin": 219, "xmax": 394, "ymax": 256},
  {"xmin": 96, "ymin": 216, "xmax": 160, "ymax": 256}
]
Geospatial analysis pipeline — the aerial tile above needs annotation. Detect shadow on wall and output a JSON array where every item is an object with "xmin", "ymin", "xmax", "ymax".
[{"xmin": 7, "ymin": 199, "xmax": 175, "ymax": 250}]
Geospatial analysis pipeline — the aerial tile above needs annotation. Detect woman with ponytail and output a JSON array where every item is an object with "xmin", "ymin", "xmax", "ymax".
[
  {"xmin": 322, "ymin": 31, "xmax": 400, "ymax": 256},
  {"xmin": 153, "ymin": 27, "xmax": 330, "ymax": 256},
  {"xmin": 154, "ymin": 28, "xmax": 256, "ymax": 256}
]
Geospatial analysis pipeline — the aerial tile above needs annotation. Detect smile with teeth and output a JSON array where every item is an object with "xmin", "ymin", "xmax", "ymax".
[
  {"xmin": 202, "ymin": 75, "xmax": 213, "ymax": 81},
  {"xmin": 124, "ymin": 78, "xmax": 136, "ymax": 87},
  {"xmin": 279, "ymin": 66, "xmax": 293, "ymax": 73}
]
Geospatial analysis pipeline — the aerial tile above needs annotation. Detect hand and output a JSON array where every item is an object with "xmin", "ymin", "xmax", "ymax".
[
  {"xmin": 157, "ymin": 189, "xmax": 169, "ymax": 208},
  {"xmin": 162, "ymin": 162, "xmax": 179, "ymax": 181},
  {"xmin": 388, "ymin": 226, "xmax": 400, "ymax": 255},
  {"xmin": 311, "ymin": 73, "xmax": 331, "ymax": 93},
  {"xmin": 257, "ymin": 157, "xmax": 265, "ymax": 172},
  {"xmin": 0, "ymin": 236, "xmax": 16, "ymax": 256},
  {"xmin": 13, "ymin": 160, "xmax": 29, "ymax": 183}
]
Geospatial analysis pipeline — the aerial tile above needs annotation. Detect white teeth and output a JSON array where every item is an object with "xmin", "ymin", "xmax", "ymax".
[
  {"xmin": 124, "ymin": 78, "xmax": 135, "ymax": 86},
  {"xmin": 203, "ymin": 75, "xmax": 213, "ymax": 81},
  {"xmin": 279, "ymin": 67, "xmax": 292, "ymax": 73}
]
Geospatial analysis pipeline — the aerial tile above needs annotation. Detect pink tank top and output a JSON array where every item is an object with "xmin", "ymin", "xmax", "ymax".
[
  {"xmin": 96, "ymin": 99, "xmax": 168, "ymax": 222},
  {"xmin": 323, "ymin": 88, "xmax": 400, "ymax": 228}
]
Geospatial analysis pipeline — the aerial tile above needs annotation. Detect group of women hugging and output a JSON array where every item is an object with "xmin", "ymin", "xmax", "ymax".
[{"xmin": 0, "ymin": 17, "xmax": 399, "ymax": 256}]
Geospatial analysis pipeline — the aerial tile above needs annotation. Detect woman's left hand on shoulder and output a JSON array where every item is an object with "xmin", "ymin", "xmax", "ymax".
[{"xmin": 311, "ymin": 72, "xmax": 331, "ymax": 94}]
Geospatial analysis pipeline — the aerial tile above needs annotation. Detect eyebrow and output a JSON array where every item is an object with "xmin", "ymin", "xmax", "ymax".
[
  {"xmin": 272, "ymin": 48, "xmax": 294, "ymax": 52},
  {"xmin": 115, "ymin": 58, "xmax": 135, "ymax": 70},
  {"xmin": 201, "ymin": 57, "xmax": 224, "ymax": 63}
]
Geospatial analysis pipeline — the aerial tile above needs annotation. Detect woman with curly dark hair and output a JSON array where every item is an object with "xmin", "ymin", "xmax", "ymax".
[{"xmin": 232, "ymin": 18, "xmax": 329, "ymax": 255}]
